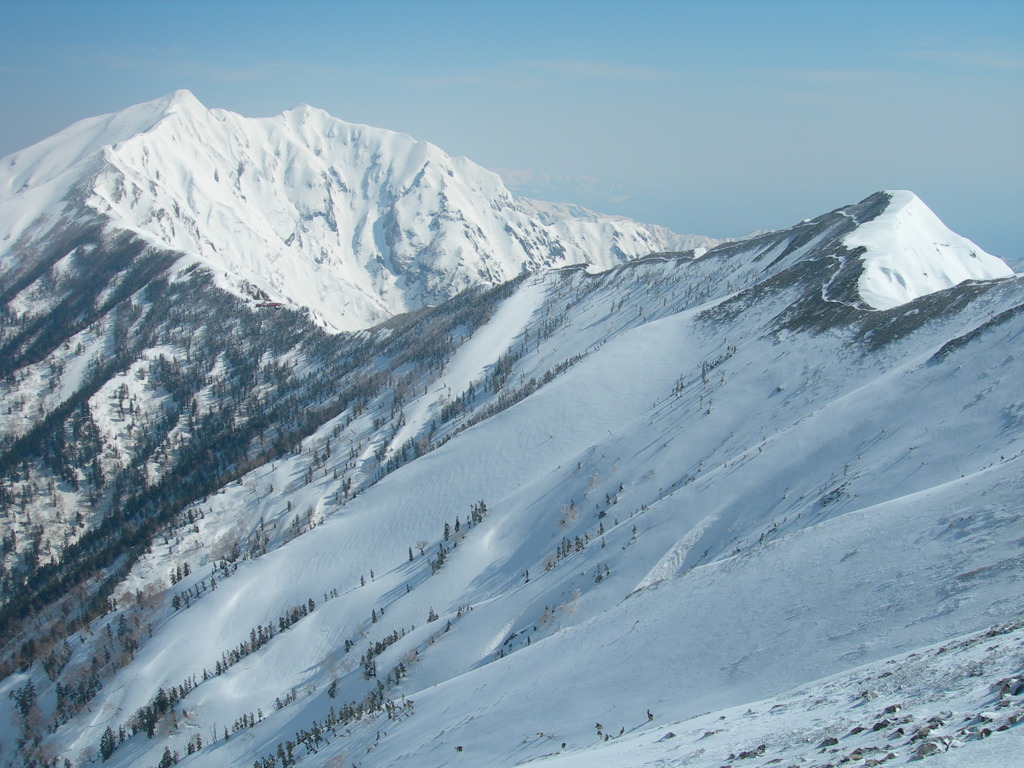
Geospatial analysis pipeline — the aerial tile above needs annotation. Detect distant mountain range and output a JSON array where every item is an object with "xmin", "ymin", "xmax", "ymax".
[{"xmin": 0, "ymin": 94, "xmax": 1020, "ymax": 768}]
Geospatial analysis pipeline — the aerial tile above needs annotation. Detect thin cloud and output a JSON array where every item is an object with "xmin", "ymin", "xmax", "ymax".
[
  {"xmin": 398, "ymin": 60, "xmax": 679, "ymax": 90},
  {"xmin": 908, "ymin": 43, "xmax": 1024, "ymax": 71},
  {"xmin": 397, "ymin": 71, "xmax": 525, "ymax": 89},
  {"xmin": 747, "ymin": 67, "xmax": 921, "ymax": 98},
  {"xmin": 87, "ymin": 47, "xmax": 357, "ymax": 83},
  {"xmin": 525, "ymin": 59, "xmax": 679, "ymax": 82},
  {"xmin": 752, "ymin": 67, "xmax": 911, "ymax": 86}
]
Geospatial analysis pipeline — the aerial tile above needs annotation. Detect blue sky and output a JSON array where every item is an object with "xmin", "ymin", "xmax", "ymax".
[{"xmin": 2, "ymin": 0, "xmax": 1021, "ymax": 259}]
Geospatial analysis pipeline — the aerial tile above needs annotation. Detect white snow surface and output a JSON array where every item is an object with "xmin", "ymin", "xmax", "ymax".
[
  {"xmin": 847, "ymin": 190, "xmax": 1014, "ymax": 310},
  {"xmin": 7, "ymin": 241, "xmax": 1021, "ymax": 768},
  {"xmin": 2, "ymin": 99, "xmax": 1023, "ymax": 768},
  {"xmin": 0, "ymin": 91, "xmax": 714, "ymax": 331}
]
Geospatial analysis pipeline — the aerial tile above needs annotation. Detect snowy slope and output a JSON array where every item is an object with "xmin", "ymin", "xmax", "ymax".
[
  {"xmin": 0, "ymin": 91, "xmax": 714, "ymax": 331},
  {"xmin": 1, "ymin": 185, "xmax": 1019, "ymax": 768},
  {"xmin": 527, "ymin": 618, "xmax": 1024, "ymax": 768},
  {"xmin": 0, "ymin": 96, "xmax": 1020, "ymax": 768}
]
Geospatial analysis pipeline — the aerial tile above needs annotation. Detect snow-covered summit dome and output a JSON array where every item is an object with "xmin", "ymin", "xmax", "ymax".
[{"xmin": 847, "ymin": 190, "xmax": 1013, "ymax": 310}]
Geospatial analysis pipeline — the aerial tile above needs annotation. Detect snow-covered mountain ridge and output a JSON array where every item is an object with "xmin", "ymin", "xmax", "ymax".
[
  {"xmin": 1, "ymin": 92, "xmax": 1009, "ymax": 331},
  {"xmin": 15, "ymin": 230, "xmax": 1014, "ymax": 768},
  {"xmin": 0, "ymin": 96, "xmax": 1021, "ymax": 768},
  {"xmin": 0, "ymin": 91, "xmax": 715, "ymax": 331}
]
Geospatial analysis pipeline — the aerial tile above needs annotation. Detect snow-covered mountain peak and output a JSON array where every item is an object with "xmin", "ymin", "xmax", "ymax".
[
  {"xmin": 156, "ymin": 88, "xmax": 206, "ymax": 115},
  {"xmin": 1, "ymin": 92, "xmax": 714, "ymax": 331},
  {"xmin": 1, "ymin": 92, "xmax": 190, "ymax": 190},
  {"xmin": 4, "ymin": 95, "xmax": 1010, "ymax": 337},
  {"xmin": 847, "ymin": 189, "xmax": 1013, "ymax": 310},
  {"xmin": 2, "ymin": 122, "xmax": 1023, "ymax": 766}
]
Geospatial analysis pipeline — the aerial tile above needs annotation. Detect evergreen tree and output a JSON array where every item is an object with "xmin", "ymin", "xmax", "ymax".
[{"xmin": 99, "ymin": 726, "xmax": 116, "ymax": 761}]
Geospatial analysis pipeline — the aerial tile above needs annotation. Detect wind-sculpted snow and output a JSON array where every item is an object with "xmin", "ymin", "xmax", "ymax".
[{"xmin": 0, "ymin": 91, "xmax": 713, "ymax": 331}]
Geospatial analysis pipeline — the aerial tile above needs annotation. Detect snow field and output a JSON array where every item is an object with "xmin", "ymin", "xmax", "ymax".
[
  {"xmin": 4, "ymin": 115, "xmax": 1022, "ymax": 768},
  {"xmin": 53, "ymin": 250, "xmax": 1023, "ymax": 767}
]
